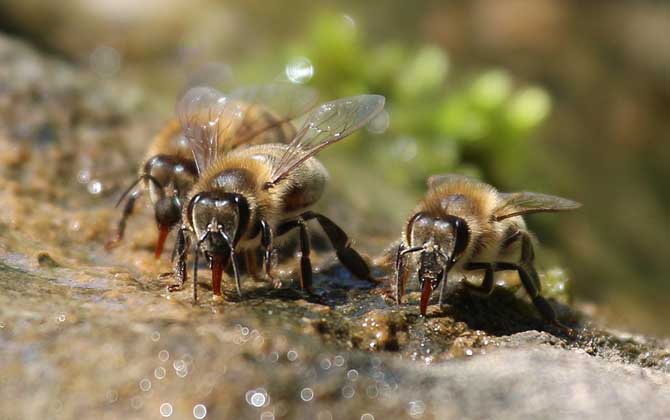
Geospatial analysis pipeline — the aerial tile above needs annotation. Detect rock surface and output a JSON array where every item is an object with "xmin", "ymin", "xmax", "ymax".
[{"xmin": 1, "ymin": 34, "xmax": 669, "ymax": 419}]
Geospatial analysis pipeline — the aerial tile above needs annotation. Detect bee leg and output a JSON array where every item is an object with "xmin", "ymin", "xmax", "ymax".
[
  {"xmin": 244, "ymin": 250, "xmax": 264, "ymax": 282},
  {"xmin": 192, "ymin": 244, "xmax": 198, "ymax": 302},
  {"xmin": 105, "ymin": 192, "xmax": 139, "ymax": 250},
  {"xmin": 395, "ymin": 245, "xmax": 423, "ymax": 304},
  {"xmin": 516, "ymin": 231, "xmax": 561, "ymax": 322},
  {"xmin": 502, "ymin": 228, "xmax": 542, "ymax": 291},
  {"xmin": 462, "ymin": 262, "xmax": 495, "ymax": 295},
  {"xmin": 229, "ymin": 249, "xmax": 242, "ymax": 298},
  {"xmin": 518, "ymin": 231, "xmax": 542, "ymax": 292},
  {"xmin": 260, "ymin": 219, "xmax": 281, "ymax": 288},
  {"xmin": 301, "ymin": 211, "xmax": 373, "ymax": 282},
  {"xmin": 438, "ymin": 268, "xmax": 449, "ymax": 309},
  {"xmin": 276, "ymin": 219, "xmax": 313, "ymax": 292},
  {"xmin": 496, "ymin": 261, "xmax": 571, "ymax": 335},
  {"xmin": 167, "ymin": 228, "xmax": 189, "ymax": 293},
  {"xmin": 296, "ymin": 220, "xmax": 313, "ymax": 292},
  {"xmin": 394, "ymin": 245, "xmax": 405, "ymax": 304}
]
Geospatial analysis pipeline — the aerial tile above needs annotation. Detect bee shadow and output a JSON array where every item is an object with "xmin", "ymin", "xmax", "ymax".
[{"xmin": 435, "ymin": 283, "xmax": 582, "ymax": 340}]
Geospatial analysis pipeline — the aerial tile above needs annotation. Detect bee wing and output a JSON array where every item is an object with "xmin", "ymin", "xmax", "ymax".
[
  {"xmin": 229, "ymin": 82, "xmax": 319, "ymax": 147},
  {"xmin": 427, "ymin": 174, "xmax": 484, "ymax": 190},
  {"xmin": 268, "ymin": 94, "xmax": 386, "ymax": 185},
  {"xmin": 494, "ymin": 192, "xmax": 582, "ymax": 221},
  {"xmin": 176, "ymin": 86, "xmax": 246, "ymax": 173}
]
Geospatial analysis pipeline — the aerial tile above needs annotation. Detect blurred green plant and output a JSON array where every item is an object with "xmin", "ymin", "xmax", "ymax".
[{"xmin": 276, "ymin": 13, "xmax": 553, "ymax": 191}]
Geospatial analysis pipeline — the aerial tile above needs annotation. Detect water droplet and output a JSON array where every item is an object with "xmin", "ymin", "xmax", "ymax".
[
  {"xmin": 158, "ymin": 350, "xmax": 170, "ymax": 362},
  {"xmin": 246, "ymin": 388, "xmax": 269, "ymax": 408},
  {"xmin": 176, "ymin": 368, "xmax": 188, "ymax": 378},
  {"xmin": 287, "ymin": 350, "xmax": 298, "ymax": 362},
  {"xmin": 391, "ymin": 137, "xmax": 417, "ymax": 162},
  {"xmin": 347, "ymin": 369, "xmax": 359, "ymax": 381},
  {"xmin": 269, "ymin": 351, "xmax": 279, "ymax": 363},
  {"xmin": 106, "ymin": 390, "xmax": 118, "ymax": 403},
  {"xmin": 342, "ymin": 385, "xmax": 355, "ymax": 399},
  {"xmin": 52, "ymin": 399, "xmax": 63, "ymax": 411},
  {"xmin": 240, "ymin": 327, "xmax": 250, "ymax": 336},
  {"xmin": 333, "ymin": 355, "xmax": 345, "ymax": 367},
  {"xmin": 285, "ymin": 57, "xmax": 314, "ymax": 84},
  {"xmin": 465, "ymin": 348, "xmax": 474, "ymax": 356},
  {"xmin": 193, "ymin": 404, "xmax": 207, "ymax": 419},
  {"xmin": 367, "ymin": 110, "xmax": 390, "ymax": 134},
  {"xmin": 371, "ymin": 357, "xmax": 382, "ymax": 369},
  {"xmin": 260, "ymin": 411, "xmax": 275, "ymax": 420},
  {"xmin": 173, "ymin": 360, "xmax": 186, "ymax": 371},
  {"xmin": 342, "ymin": 14, "xmax": 356, "ymax": 28},
  {"xmin": 154, "ymin": 367, "xmax": 166, "ymax": 380},
  {"xmin": 57, "ymin": 313, "xmax": 66, "ymax": 322},
  {"xmin": 90, "ymin": 45, "xmax": 121, "ymax": 78},
  {"xmin": 317, "ymin": 410, "xmax": 333, "ymax": 420},
  {"xmin": 87, "ymin": 180, "xmax": 103, "ymax": 195},
  {"xmin": 300, "ymin": 388, "xmax": 314, "ymax": 402},
  {"xmin": 160, "ymin": 402, "xmax": 173, "ymax": 417},
  {"xmin": 151, "ymin": 331, "xmax": 161, "ymax": 342},
  {"xmin": 253, "ymin": 335, "xmax": 265, "ymax": 348},
  {"xmin": 139, "ymin": 378, "xmax": 152, "ymax": 392},
  {"xmin": 365, "ymin": 384, "xmax": 379, "ymax": 399},
  {"xmin": 77, "ymin": 169, "xmax": 91, "ymax": 184},
  {"xmin": 320, "ymin": 358, "xmax": 332, "ymax": 370},
  {"xmin": 361, "ymin": 414, "xmax": 374, "ymax": 420},
  {"xmin": 408, "ymin": 400, "xmax": 426, "ymax": 418},
  {"xmin": 130, "ymin": 396, "xmax": 143, "ymax": 410}
]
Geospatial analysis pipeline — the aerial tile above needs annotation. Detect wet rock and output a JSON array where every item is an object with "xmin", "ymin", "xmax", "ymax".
[{"xmin": 0, "ymin": 33, "xmax": 669, "ymax": 419}]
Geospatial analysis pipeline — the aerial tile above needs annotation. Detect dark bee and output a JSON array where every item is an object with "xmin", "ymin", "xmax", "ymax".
[
  {"xmin": 170, "ymin": 87, "xmax": 385, "ymax": 301},
  {"xmin": 105, "ymin": 83, "xmax": 317, "ymax": 258},
  {"xmin": 394, "ymin": 174, "xmax": 581, "ymax": 327}
]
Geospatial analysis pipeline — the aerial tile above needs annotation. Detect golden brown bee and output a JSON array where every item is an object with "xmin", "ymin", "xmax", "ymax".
[
  {"xmin": 169, "ymin": 87, "xmax": 385, "ymax": 301},
  {"xmin": 393, "ymin": 174, "xmax": 581, "ymax": 326},
  {"xmin": 105, "ymin": 83, "xmax": 317, "ymax": 258}
]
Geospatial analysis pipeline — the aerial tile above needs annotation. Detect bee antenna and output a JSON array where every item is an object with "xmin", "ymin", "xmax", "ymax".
[
  {"xmin": 115, "ymin": 174, "xmax": 163, "ymax": 208},
  {"xmin": 220, "ymin": 230, "xmax": 242, "ymax": 297}
]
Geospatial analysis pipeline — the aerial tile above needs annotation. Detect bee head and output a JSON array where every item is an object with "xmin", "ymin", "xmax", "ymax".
[
  {"xmin": 187, "ymin": 191, "xmax": 250, "ymax": 256},
  {"xmin": 407, "ymin": 213, "xmax": 470, "ymax": 315},
  {"xmin": 408, "ymin": 213, "xmax": 470, "ymax": 264},
  {"xmin": 144, "ymin": 154, "xmax": 198, "ymax": 205}
]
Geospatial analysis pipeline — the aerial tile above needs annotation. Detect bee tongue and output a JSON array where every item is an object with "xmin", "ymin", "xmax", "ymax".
[
  {"xmin": 154, "ymin": 225, "xmax": 170, "ymax": 259},
  {"xmin": 419, "ymin": 279, "xmax": 433, "ymax": 316},
  {"xmin": 211, "ymin": 255, "xmax": 225, "ymax": 298}
]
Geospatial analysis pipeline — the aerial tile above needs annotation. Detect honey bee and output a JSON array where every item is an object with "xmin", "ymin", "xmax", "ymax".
[
  {"xmin": 170, "ymin": 87, "xmax": 385, "ymax": 301},
  {"xmin": 393, "ymin": 174, "xmax": 581, "ymax": 327},
  {"xmin": 105, "ymin": 83, "xmax": 318, "ymax": 258}
]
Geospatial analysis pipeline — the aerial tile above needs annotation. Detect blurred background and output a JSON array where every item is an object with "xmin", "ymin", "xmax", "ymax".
[{"xmin": 1, "ymin": 0, "xmax": 668, "ymax": 335}]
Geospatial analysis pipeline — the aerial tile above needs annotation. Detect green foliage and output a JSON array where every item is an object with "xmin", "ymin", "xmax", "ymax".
[{"xmin": 278, "ymin": 13, "xmax": 554, "ymax": 190}]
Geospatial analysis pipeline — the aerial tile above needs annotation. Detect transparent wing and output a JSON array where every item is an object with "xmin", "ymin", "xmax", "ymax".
[
  {"xmin": 176, "ymin": 86, "xmax": 246, "ymax": 173},
  {"xmin": 227, "ymin": 82, "xmax": 319, "ymax": 148},
  {"xmin": 269, "ymin": 94, "xmax": 386, "ymax": 184},
  {"xmin": 427, "ymin": 173, "xmax": 484, "ymax": 190},
  {"xmin": 181, "ymin": 61, "xmax": 234, "ymax": 95},
  {"xmin": 494, "ymin": 192, "xmax": 582, "ymax": 221}
]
